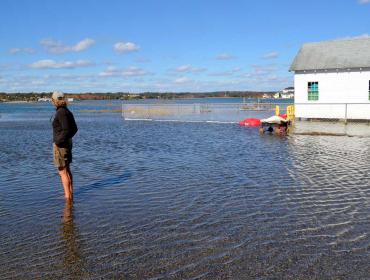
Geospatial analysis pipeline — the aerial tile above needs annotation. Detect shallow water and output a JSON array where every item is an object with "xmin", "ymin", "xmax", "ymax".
[{"xmin": 1, "ymin": 101, "xmax": 370, "ymax": 279}]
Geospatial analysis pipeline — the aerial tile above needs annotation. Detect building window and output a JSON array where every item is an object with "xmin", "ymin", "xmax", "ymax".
[{"xmin": 308, "ymin": 82, "xmax": 319, "ymax": 101}]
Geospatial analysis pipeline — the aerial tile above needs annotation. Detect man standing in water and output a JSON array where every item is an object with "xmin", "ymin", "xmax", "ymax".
[{"xmin": 52, "ymin": 91, "xmax": 78, "ymax": 200}]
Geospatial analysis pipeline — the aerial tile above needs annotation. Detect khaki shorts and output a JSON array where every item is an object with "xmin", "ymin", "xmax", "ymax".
[{"xmin": 53, "ymin": 142, "xmax": 72, "ymax": 168}]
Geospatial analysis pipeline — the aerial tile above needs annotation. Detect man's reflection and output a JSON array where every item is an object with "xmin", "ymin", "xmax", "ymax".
[{"xmin": 61, "ymin": 200, "xmax": 87, "ymax": 277}]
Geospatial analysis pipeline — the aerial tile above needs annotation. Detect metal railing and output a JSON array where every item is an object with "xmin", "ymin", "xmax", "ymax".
[
  {"xmin": 122, "ymin": 102, "xmax": 292, "ymax": 123},
  {"xmin": 122, "ymin": 102, "xmax": 370, "ymax": 136}
]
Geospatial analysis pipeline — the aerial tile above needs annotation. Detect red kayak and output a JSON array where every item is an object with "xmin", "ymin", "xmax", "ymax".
[
  {"xmin": 279, "ymin": 114, "xmax": 287, "ymax": 119},
  {"xmin": 239, "ymin": 118, "xmax": 261, "ymax": 127}
]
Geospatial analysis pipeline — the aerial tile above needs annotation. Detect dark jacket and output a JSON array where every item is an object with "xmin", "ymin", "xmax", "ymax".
[{"xmin": 52, "ymin": 106, "xmax": 78, "ymax": 147}]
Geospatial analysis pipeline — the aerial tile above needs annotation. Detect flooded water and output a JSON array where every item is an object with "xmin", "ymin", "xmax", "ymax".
[{"xmin": 1, "ymin": 100, "xmax": 370, "ymax": 279}]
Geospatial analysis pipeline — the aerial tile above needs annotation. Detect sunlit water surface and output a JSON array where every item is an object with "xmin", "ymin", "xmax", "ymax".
[{"xmin": 1, "ymin": 100, "xmax": 369, "ymax": 279}]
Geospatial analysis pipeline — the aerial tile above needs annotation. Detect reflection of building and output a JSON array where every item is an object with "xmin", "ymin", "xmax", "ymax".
[{"xmin": 290, "ymin": 38, "xmax": 370, "ymax": 120}]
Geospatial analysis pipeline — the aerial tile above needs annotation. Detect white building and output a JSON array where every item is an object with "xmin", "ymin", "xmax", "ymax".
[
  {"xmin": 274, "ymin": 87, "xmax": 294, "ymax": 99},
  {"xmin": 290, "ymin": 38, "xmax": 370, "ymax": 120},
  {"xmin": 37, "ymin": 97, "xmax": 51, "ymax": 102},
  {"xmin": 282, "ymin": 87, "xmax": 294, "ymax": 99}
]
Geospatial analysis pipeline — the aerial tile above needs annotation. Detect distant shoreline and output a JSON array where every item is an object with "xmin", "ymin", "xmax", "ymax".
[
  {"xmin": 0, "ymin": 91, "xmax": 279, "ymax": 103},
  {"xmin": 2, "ymin": 101, "xmax": 32, "ymax": 104},
  {"xmin": 0, "ymin": 96, "xmax": 294, "ymax": 104}
]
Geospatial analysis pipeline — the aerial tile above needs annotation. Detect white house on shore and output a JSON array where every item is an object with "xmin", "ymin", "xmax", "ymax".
[
  {"xmin": 273, "ymin": 87, "xmax": 294, "ymax": 99},
  {"xmin": 290, "ymin": 38, "xmax": 370, "ymax": 120}
]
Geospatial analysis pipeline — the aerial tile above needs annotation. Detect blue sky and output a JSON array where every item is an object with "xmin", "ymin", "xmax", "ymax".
[{"xmin": 0, "ymin": 0, "xmax": 369, "ymax": 93}]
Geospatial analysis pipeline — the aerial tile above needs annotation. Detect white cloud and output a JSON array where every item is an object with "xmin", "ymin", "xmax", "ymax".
[
  {"xmin": 99, "ymin": 66, "xmax": 120, "ymax": 77},
  {"xmin": 30, "ymin": 79, "xmax": 46, "ymax": 85},
  {"xmin": 47, "ymin": 74, "xmax": 96, "ymax": 81},
  {"xmin": 173, "ymin": 64, "xmax": 206, "ymax": 73},
  {"xmin": 40, "ymin": 38, "xmax": 95, "ymax": 53},
  {"xmin": 122, "ymin": 66, "xmax": 148, "ymax": 76},
  {"xmin": 209, "ymin": 67, "xmax": 241, "ymax": 77},
  {"xmin": 266, "ymin": 75, "xmax": 278, "ymax": 81},
  {"xmin": 251, "ymin": 64, "xmax": 277, "ymax": 75},
  {"xmin": 73, "ymin": 38, "xmax": 95, "ymax": 51},
  {"xmin": 99, "ymin": 66, "xmax": 149, "ymax": 77},
  {"xmin": 262, "ymin": 52, "xmax": 279, "ymax": 59},
  {"xmin": 0, "ymin": 72, "xmax": 292, "ymax": 93},
  {"xmin": 174, "ymin": 76, "xmax": 192, "ymax": 84},
  {"xmin": 358, "ymin": 0, "xmax": 370, "ymax": 4},
  {"xmin": 29, "ymin": 59, "xmax": 93, "ymax": 69},
  {"xmin": 234, "ymin": 64, "xmax": 292, "ymax": 89},
  {"xmin": 113, "ymin": 42, "xmax": 140, "ymax": 53},
  {"xmin": 9, "ymin": 48, "xmax": 36, "ymax": 54},
  {"xmin": 215, "ymin": 53, "xmax": 236, "ymax": 60},
  {"xmin": 336, "ymin": 33, "xmax": 370, "ymax": 40},
  {"xmin": 176, "ymin": 64, "xmax": 193, "ymax": 72},
  {"xmin": 135, "ymin": 57, "xmax": 151, "ymax": 63}
]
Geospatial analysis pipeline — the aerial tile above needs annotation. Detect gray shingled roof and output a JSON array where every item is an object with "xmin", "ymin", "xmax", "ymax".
[{"xmin": 290, "ymin": 38, "xmax": 370, "ymax": 71}]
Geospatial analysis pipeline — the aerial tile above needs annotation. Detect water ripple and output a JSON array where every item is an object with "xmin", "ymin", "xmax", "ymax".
[{"xmin": 1, "ymin": 102, "xmax": 370, "ymax": 279}]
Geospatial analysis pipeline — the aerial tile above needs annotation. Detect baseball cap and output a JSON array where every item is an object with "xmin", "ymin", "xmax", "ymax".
[{"xmin": 52, "ymin": 91, "xmax": 64, "ymax": 101}]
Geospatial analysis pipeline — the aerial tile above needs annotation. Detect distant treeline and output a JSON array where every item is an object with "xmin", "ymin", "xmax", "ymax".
[{"xmin": 0, "ymin": 91, "xmax": 276, "ymax": 102}]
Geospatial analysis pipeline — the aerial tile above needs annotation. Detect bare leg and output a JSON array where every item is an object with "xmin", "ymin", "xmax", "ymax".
[
  {"xmin": 58, "ymin": 167, "xmax": 73, "ymax": 200},
  {"xmin": 66, "ymin": 165, "xmax": 73, "ymax": 200}
]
